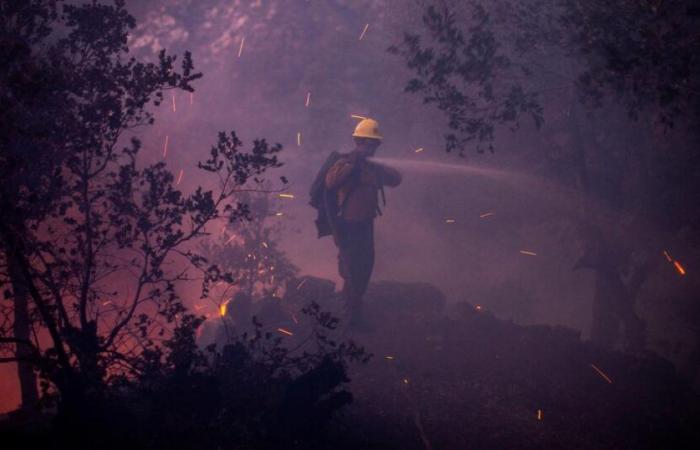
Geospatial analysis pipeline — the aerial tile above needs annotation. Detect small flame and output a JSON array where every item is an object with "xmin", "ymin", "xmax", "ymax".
[{"xmin": 219, "ymin": 299, "xmax": 231, "ymax": 317}]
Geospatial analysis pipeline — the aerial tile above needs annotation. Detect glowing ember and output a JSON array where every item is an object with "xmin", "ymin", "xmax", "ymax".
[
  {"xmin": 171, "ymin": 94, "xmax": 176, "ymax": 112},
  {"xmin": 402, "ymin": 378, "xmax": 409, "ymax": 384},
  {"xmin": 359, "ymin": 23, "xmax": 369, "ymax": 40},
  {"xmin": 291, "ymin": 313, "xmax": 299, "ymax": 324},
  {"xmin": 102, "ymin": 300, "xmax": 112, "ymax": 306},
  {"xmin": 415, "ymin": 147, "xmax": 424, "ymax": 153},
  {"xmin": 537, "ymin": 409, "xmax": 543, "ymax": 420},
  {"xmin": 475, "ymin": 305, "xmax": 483, "ymax": 311},
  {"xmin": 224, "ymin": 234, "xmax": 236, "ymax": 245},
  {"xmin": 590, "ymin": 363, "xmax": 613, "ymax": 384},
  {"xmin": 480, "ymin": 211, "xmax": 495, "ymax": 218},
  {"xmin": 351, "ymin": 114, "xmax": 367, "ymax": 120},
  {"xmin": 278, "ymin": 193, "xmax": 295, "ymax": 199},
  {"xmin": 305, "ymin": 92, "xmax": 311, "ymax": 107},
  {"xmin": 673, "ymin": 260, "xmax": 686, "ymax": 276},
  {"xmin": 163, "ymin": 135, "xmax": 169, "ymax": 158},
  {"xmin": 519, "ymin": 250, "xmax": 537, "ymax": 256},
  {"xmin": 219, "ymin": 299, "xmax": 231, "ymax": 317},
  {"xmin": 385, "ymin": 356, "xmax": 395, "ymax": 360},
  {"xmin": 237, "ymin": 36, "xmax": 245, "ymax": 57},
  {"xmin": 262, "ymin": 242, "xmax": 269, "ymax": 248},
  {"xmin": 296, "ymin": 278, "xmax": 308, "ymax": 290},
  {"xmin": 445, "ymin": 219, "xmax": 456, "ymax": 223},
  {"xmin": 297, "ymin": 132, "xmax": 302, "ymax": 146},
  {"xmin": 176, "ymin": 169, "xmax": 184, "ymax": 185},
  {"xmin": 275, "ymin": 212, "xmax": 284, "ymax": 216},
  {"xmin": 277, "ymin": 327, "xmax": 293, "ymax": 336}
]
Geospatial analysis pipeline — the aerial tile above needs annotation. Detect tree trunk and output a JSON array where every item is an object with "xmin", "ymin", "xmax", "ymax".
[{"xmin": 7, "ymin": 250, "xmax": 39, "ymax": 411}]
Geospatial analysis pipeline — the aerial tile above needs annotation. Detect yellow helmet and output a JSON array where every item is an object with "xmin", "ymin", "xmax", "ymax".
[{"xmin": 352, "ymin": 118, "xmax": 383, "ymax": 140}]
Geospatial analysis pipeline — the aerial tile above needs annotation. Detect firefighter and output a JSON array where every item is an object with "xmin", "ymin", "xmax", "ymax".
[{"xmin": 324, "ymin": 118, "xmax": 402, "ymax": 328}]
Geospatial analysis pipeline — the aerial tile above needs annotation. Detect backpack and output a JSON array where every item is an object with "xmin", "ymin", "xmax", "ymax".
[{"xmin": 309, "ymin": 151, "xmax": 343, "ymax": 238}]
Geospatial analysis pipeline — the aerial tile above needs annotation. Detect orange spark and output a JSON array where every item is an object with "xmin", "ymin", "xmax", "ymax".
[
  {"xmin": 305, "ymin": 92, "xmax": 311, "ymax": 107},
  {"xmin": 385, "ymin": 356, "xmax": 395, "ymax": 360},
  {"xmin": 590, "ymin": 363, "xmax": 613, "ymax": 384},
  {"xmin": 480, "ymin": 211, "xmax": 495, "ymax": 218},
  {"xmin": 351, "ymin": 114, "xmax": 367, "ymax": 120},
  {"xmin": 475, "ymin": 305, "xmax": 483, "ymax": 311},
  {"xmin": 402, "ymin": 378, "xmax": 409, "ymax": 384},
  {"xmin": 224, "ymin": 234, "xmax": 236, "ymax": 245},
  {"xmin": 415, "ymin": 147, "xmax": 424, "ymax": 153},
  {"xmin": 673, "ymin": 260, "xmax": 686, "ymax": 276},
  {"xmin": 537, "ymin": 409, "xmax": 543, "ymax": 420},
  {"xmin": 278, "ymin": 193, "xmax": 295, "ymax": 199},
  {"xmin": 237, "ymin": 36, "xmax": 245, "ymax": 57},
  {"xmin": 359, "ymin": 23, "xmax": 369, "ymax": 40},
  {"xmin": 277, "ymin": 327, "xmax": 293, "ymax": 336},
  {"xmin": 163, "ymin": 135, "xmax": 169, "ymax": 158},
  {"xmin": 663, "ymin": 250, "xmax": 673, "ymax": 262},
  {"xmin": 171, "ymin": 94, "xmax": 176, "ymax": 112},
  {"xmin": 262, "ymin": 242, "xmax": 269, "ymax": 248},
  {"xmin": 297, "ymin": 132, "xmax": 302, "ymax": 146},
  {"xmin": 176, "ymin": 169, "xmax": 184, "ymax": 185},
  {"xmin": 520, "ymin": 250, "xmax": 537, "ymax": 256},
  {"xmin": 275, "ymin": 212, "xmax": 284, "ymax": 217}
]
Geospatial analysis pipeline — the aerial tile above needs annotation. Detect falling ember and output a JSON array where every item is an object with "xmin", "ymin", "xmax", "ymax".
[
  {"xmin": 305, "ymin": 92, "xmax": 311, "ymax": 107},
  {"xmin": 475, "ymin": 305, "xmax": 483, "ymax": 311},
  {"xmin": 402, "ymin": 378, "xmax": 409, "ymax": 384},
  {"xmin": 219, "ymin": 299, "xmax": 231, "ymax": 317},
  {"xmin": 537, "ymin": 409, "xmax": 543, "ymax": 420},
  {"xmin": 279, "ymin": 193, "xmax": 295, "ymax": 199},
  {"xmin": 296, "ymin": 278, "xmax": 308, "ymax": 290},
  {"xmin": 663, "ymin": 250, "xmax": 673, "ymax": 262},
  {"xmin": 590, "ymin": 363, "xmax": 613, "ymax": 384},
  {"xmin": 414, "ymin": 147, "xmax": 424, "ymax": 153},
  {"xmin": 385, "ymin": 356, "xmax": 395, "ymax": 360},
  {"xmin": 275, "ymin": 212, "xmax": 284, "ymax": 216},
  {"xmin": 291, "ymin": 313, "xmax": 299, "ymax": 324},
  {"xmin": 163, "ymin": 135, "xmax": 169, "ymax": 158},
  {"xmin": 297, "ymin": 132, "xmax": 302, "ymax": 146},
  {"xmin": 359, "ymin": 23, "xmax": 369, "ymax": 40},
  {"xmin": 480, "ymin": 211, "xmax": 495, "ymax": 218},
  {"xmin": 277, "ymin": 327, "xmax": 294, "ymax": 336},
  {"xmin": 445, "ymin": 219, "xmax": 456, "ymax": 223},
  {"xmin": 351, "ymin": 114, "xmax": 368, "ymax": 120},
  {"xmin": 673, "ymin": 260, "xmax": 686, "ymax": 276},
  {"xmin": 176, "ymin": 169, "xmax": 184, "ymax": 185},
  {"xmin": 102, "ymin": 300, "xmax": 113, "ymax": 306},
  {"xmin": 262, "ymin": 242, "xmax": 269, "ymax": 248},
  {"xmin": 520, "ymin": 250, "xmax": 537, "ymax": 256},
  {"xmin": 224, "ymin": 234, "xmax": 236, "ymax": 245},
  {"xmin": 237, "ymin": 36, "xmax": 245, "ymax": 57},
  {"xmin": 171, "ymin": 94, "xmax": 176, "ymax": 112}
]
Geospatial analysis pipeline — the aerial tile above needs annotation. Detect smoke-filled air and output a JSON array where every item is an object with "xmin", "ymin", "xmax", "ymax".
[{"xmin": 1, "ymin": 1, "xmax": 699, "ymax": 449}]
